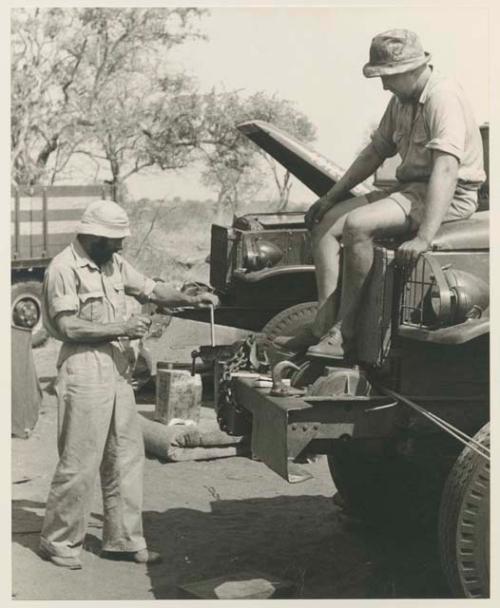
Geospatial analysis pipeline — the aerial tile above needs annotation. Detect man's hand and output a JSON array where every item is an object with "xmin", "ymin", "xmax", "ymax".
[
  {"xmin": 192, "ymin": 291, "xmax": 220, "ymax": 308},
  {"xmin": 304, "ymin": 143, "xmax": 385, "ymax": 231},
  {"xmin": 152, "ymin": 281, "xmax": 219, "ymax": 310},
  {"xmin": 122, "ymin": 314, "xmax": 152, "ymax": 339},
  {"xmin": 396, "ymin": 236, "xmax": 431, "ymax": 267},
  {"xmin": 304, "ymin": 197, "xmax": 333, "ymax": 231}
]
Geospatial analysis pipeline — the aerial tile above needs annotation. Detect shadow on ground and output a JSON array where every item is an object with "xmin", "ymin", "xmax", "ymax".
[
  {"xmin": 12, "ymin": 493, "xmax": 449, "ymax": 600},
  {"xmin": 12, "ymin": 499, "xmax": 104, "ymax": 557}
]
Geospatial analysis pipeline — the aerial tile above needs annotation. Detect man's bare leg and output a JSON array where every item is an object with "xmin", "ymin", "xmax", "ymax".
[
  {"xmin": 309, "ymin": 195, "xmax": 372, "ymax": 337},
  {"xmin": 308, "ymin": 197, "xmax": 410, "ymax": 358},
  {"xmin": 311, "ymin": 196, "xmax": 371, "ymax": 304},
  {"xmin": 271, "ymin": 195, "xmax": 371, "ymax": 352}
]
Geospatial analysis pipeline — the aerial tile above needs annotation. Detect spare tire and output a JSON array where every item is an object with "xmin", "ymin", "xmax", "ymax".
[
  {"xmin": 438, "ymin": 423, "xmax": 490, "ymax": 598},
  {"xmin": 11, "ymin": 281, "xmax": 48, "ymax": 348},
  {"xmin": 261, "ymin": 301, "xmax": 318, "ymax": 339}
]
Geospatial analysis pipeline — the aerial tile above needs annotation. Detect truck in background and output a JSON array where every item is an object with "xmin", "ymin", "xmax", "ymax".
[{"xmin": 11, "ymin": 184, "xmax": 113, "ymax": 345}]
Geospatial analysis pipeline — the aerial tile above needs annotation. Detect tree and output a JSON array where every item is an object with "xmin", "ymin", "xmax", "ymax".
[
  {"xmin": 11, "ymin": 8, "xmax": 83, "ymax": 185},
  {"xmin": 198, "ymin": 90, "xmax": 316, "ymax": 216},
  {"xmin": 11, "ymin": 7, "xmax": 207, "ymax": 187},
  {"xmin": 11, "ymin": 7, "xmax": 317, "ymax": 212},
  {"xmin": 246, "ymin": 92, "xmax": 317, "ymax": 210}
]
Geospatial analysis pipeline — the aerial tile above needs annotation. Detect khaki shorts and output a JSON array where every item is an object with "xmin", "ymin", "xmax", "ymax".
[{"xmin": 385, "ymin": 182, "xmax": 479, "ymax": 228}]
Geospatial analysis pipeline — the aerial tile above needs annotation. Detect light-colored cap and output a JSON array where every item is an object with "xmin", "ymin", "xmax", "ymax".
[{"xmin": 76, "ymin": 199, "xmax": 131, "ymax": 239}]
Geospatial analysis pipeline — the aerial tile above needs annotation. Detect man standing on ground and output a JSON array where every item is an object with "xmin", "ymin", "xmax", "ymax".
[
  {"xmin": 276, "ymin": 29, "xmax": 485, "ymax": 359},
  {"xmin": 39, "ymin": 199, "xmax": 218, "ymax": 569}
]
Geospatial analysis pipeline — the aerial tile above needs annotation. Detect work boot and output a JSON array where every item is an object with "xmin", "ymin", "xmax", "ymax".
[
  {"xmin": 132, "ymin": 549, "xmax": 163, "ymax": 564},
  {"xmin": 307, "ymin": 325, "xmax": 346, "ymax": 359},
  {"xmin": 271, "ymin": 325, "xmax": 319, "ymax": 353},
  {"xmin": 39, "ymin": 547, "xmax": 82, "ymax": 570},
  {"xmin": 101, "ymin": 549, "xmax": 163, "ymax": 565}
]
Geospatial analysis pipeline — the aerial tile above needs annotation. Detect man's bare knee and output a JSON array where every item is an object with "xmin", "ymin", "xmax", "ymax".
[
  {"xmin": 311, "ymin": 224, "xmax": 341, "ymax": 250},
  {"xmin": 342, "ymin": 210, "xmax": 374, "ymax": 245}
]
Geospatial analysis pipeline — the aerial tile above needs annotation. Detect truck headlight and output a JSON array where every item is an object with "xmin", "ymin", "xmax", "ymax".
[
  {"xmin": 243, "ymin": 238, "xmax": 283, "ymax": 271},
  {"xmin": 401, "ymin": 254, "xmax": 489, "ymax": 328},
  {"xmin": 442, "ymin": 268, "xmax": 489, "ymax": 322}
]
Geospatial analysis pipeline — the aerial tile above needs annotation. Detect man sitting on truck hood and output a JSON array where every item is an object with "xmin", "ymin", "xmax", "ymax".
[
  {"xmin": 277, "ymin": 29, "xmax": 485, "ymax": 359},
  {"xmin": 39, "ymin": 199, "xmax": 218, "ymax": 569}
]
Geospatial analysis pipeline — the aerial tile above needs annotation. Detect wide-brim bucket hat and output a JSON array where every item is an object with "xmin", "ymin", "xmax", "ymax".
[
  {"xmin": 363, "ymin": 29, "xmax": 431, "ymax": 78},
  {"xmin": 76, "ymin": 199, "xmax": 131, "ymax": 238}
]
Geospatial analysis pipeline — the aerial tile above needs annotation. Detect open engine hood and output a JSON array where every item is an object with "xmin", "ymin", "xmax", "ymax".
[{"xmin": 237, "ymin": 120, "xmax": 370, "ymax": 198}]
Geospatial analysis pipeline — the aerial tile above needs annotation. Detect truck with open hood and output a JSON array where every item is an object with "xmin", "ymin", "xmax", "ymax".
[{"xmin": 178, "ymin": 120, "xmax": 490, "ymax": 598}]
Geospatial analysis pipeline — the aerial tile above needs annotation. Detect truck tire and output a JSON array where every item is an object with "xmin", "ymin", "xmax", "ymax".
[
  {"xmin": 261, "ymin": 301, "xmax": 318, "ymax": 338},
  {"xmin": 11, "ymin": 281, "xmax": 48, "ymax": 348},
  {"xmin": 438, "ymin": 423, "xmax": 489, "ymax": 598},
  {"xmin": 326, "ymin": 433, "xmax": 457, "ymax": 530},
  {"xmin": 326, "ymin": 441, "xmax": 418, "ymax": 525}
]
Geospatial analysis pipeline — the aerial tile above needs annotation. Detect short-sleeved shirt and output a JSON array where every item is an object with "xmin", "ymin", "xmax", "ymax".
[
  {"xmin": 371, "ymin": 69, "xmax": 486, "ymax": 189},
  {"xmin": 43, "ymin": 238, "xmax": 156, "ymax": 373}
]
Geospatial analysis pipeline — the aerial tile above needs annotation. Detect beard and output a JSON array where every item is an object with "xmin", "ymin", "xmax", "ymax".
[{"xmin": 88, "ymin": 238, "xmax": 115, "ymax": 266}]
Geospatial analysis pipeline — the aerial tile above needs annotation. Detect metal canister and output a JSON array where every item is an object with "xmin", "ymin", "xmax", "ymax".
[{"xmin": 155, "ymin": 362, "xmax": 202, "ymax": 425}]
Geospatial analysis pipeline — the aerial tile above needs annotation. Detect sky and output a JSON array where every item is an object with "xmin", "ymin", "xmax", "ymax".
[{"xmin": 127, "ymin": 5, "xmax": 489, "ymax": 203}]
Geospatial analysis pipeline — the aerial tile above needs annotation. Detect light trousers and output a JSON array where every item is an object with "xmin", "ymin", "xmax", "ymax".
[{"xmin": 40, "ymin": 344, "xmax": 146, "ymax": 558}]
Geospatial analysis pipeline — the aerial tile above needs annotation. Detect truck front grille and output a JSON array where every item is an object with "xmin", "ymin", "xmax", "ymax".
[{"xmin": 399, "ymin": 256, "xmax": 435, "ymax": 328}]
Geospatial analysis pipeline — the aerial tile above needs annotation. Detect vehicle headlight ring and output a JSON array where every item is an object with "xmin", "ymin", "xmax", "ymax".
[
  {"xmin": 401, "ymin": 254, "xmax": 489, "ymax": 328},
  {"xmin": 243, "ymin": 238, "xmax": 283, "ymax": 271}
]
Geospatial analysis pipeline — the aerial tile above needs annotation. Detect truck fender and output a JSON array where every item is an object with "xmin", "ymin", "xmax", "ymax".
[
  {"xmin": 398, "ymin": 317, "xmax": 489, "ymax": 344},
  {"xmin": 232, "ymin": 265, "xmax": 314, "ymax": 283}
]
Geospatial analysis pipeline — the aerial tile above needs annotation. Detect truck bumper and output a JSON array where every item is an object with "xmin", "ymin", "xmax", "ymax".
[{"xmin": 232, "ymin": 377, "xmax": 398, "ymax": 483}]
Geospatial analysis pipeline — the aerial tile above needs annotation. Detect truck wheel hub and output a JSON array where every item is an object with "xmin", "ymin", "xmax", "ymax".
[{"xmin": 13, "ymin": 298, "xmax": 39, "ymax": 328}]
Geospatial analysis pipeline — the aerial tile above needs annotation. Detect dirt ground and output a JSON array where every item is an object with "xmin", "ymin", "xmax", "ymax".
[{"xmin": 12, "ymin": 322, "xmax": 450, "ymax": 600}]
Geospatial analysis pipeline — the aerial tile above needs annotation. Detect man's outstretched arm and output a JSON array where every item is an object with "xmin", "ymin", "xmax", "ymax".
[
  {"xmin": 149, "ymin": 282, "xmax": 219, "ymax": 309},
  {"xmin": 119, "ymin": 257, "xmax": 219, "ymax": 309},
  {"xmin": 396, "ymin": 150, "xmax": 459, "ymax": 266}
]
